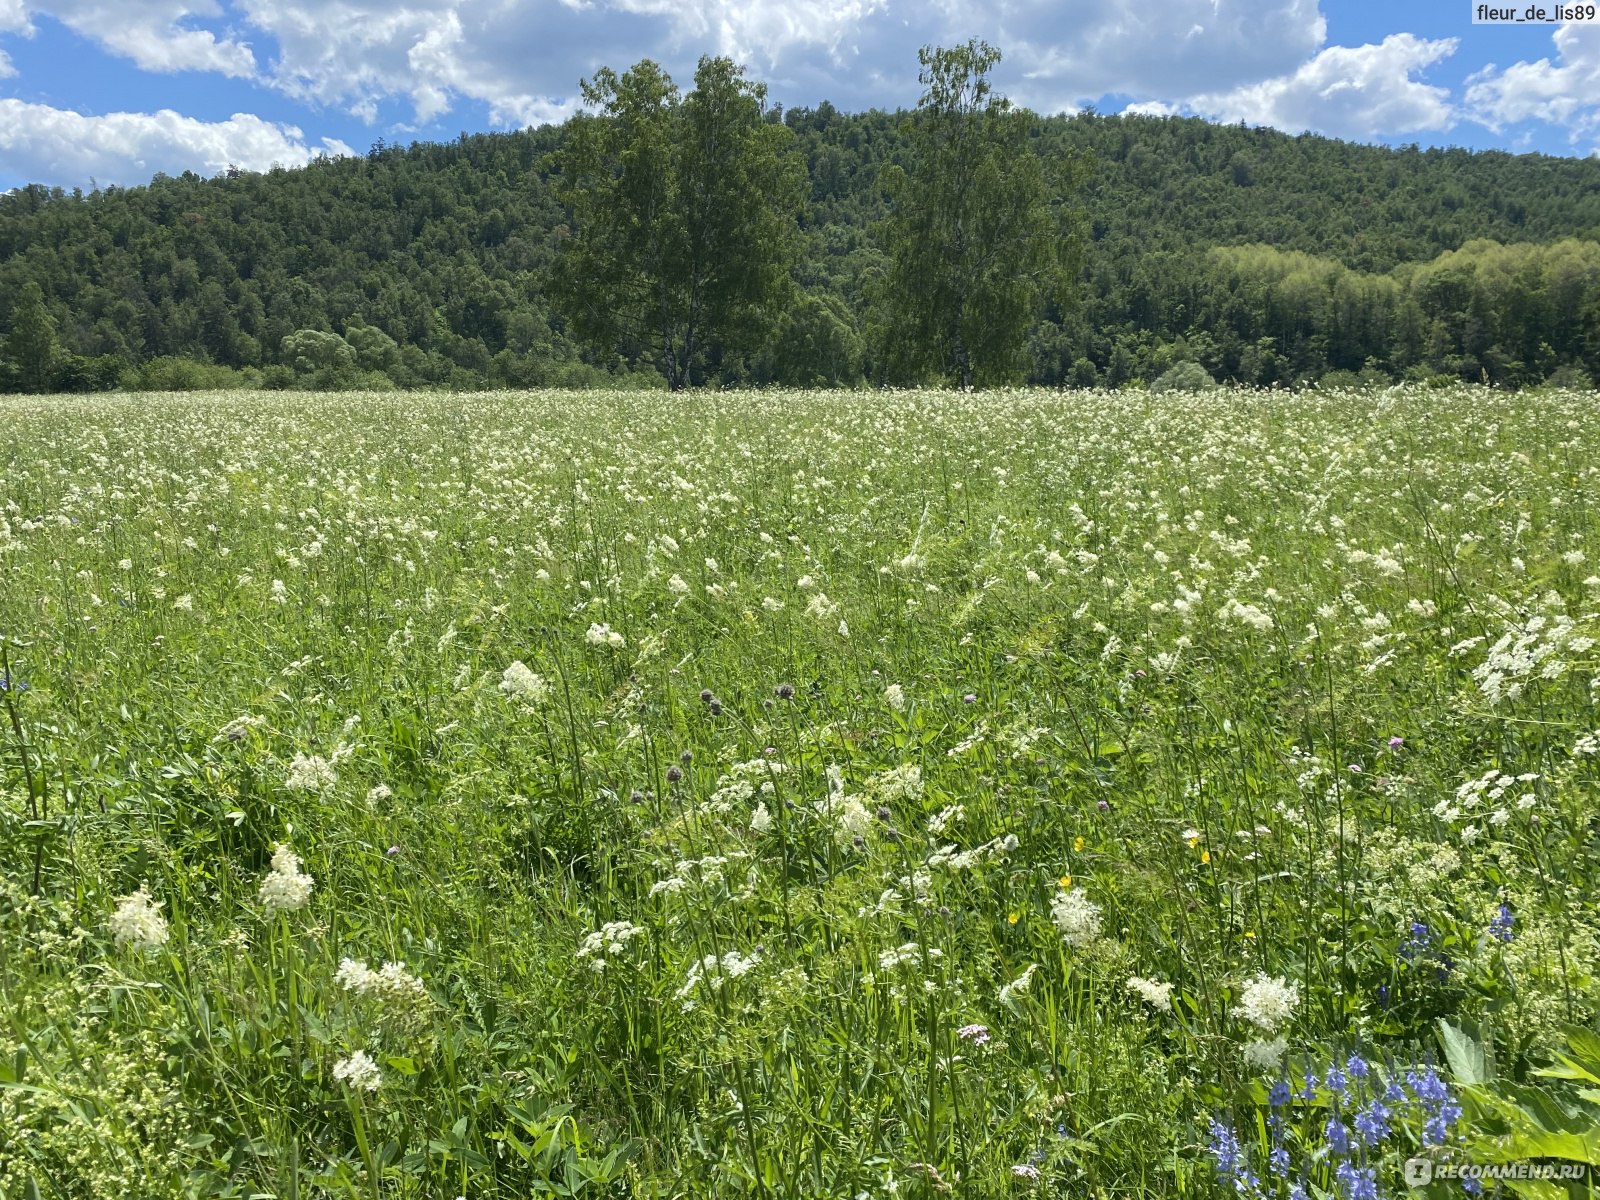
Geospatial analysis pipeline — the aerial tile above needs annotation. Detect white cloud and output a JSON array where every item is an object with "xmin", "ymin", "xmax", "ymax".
[
  {"xmin": 1007, "ymin": 0, "xmax": 1327, "ymax": 108},
  {"xmin": 1166, "ymin": 33, "xmax": 1459, "ymax": 140},
  {"xmin": 1464, "ymin": 22, "xmax": 1600, "ymax": 147},
  {"xmin": 221, "ymin": 0, "xmax": 1331, "ymax": 128},
  {"xmin": 19, "ymin": 0, "xmax": 254, "ymax": 74},
  {"xmin": 0, "ymin": 99, "xmax": 351, "ymax": 187}
]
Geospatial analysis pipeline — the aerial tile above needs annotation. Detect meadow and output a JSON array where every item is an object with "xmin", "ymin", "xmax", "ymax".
[{"xmin": 1, "ymin": 385, "xmax": 1597, "ymax": 1199}]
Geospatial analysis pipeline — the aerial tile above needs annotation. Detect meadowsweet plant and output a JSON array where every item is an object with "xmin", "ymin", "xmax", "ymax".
[{"xmin": 2, "ymin": 385, "xmax": 1599, "ymax": 1197}]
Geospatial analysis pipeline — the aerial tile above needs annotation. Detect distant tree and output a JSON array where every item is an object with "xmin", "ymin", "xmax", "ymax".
[
  {"xmin": 3, "ymin": 282, "xmax": 61, "ymax": 392},
  {"xmin": 548, "ymin": 56, "xmax": 805, "ymax": 390},
  {"xmin": 871, "ymin": 40, "xmax": 1084, "ymax": 388}
]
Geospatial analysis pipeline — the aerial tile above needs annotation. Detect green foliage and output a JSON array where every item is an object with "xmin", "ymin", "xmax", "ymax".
[
  {"xmin": 871, "ymin": 41, "xmax": 1083, "ymax": 388},
  {"xmin": 4, "ymin": 385, "xmax": 1600, "ymax": 1194},
  {"xmin": 2, "ymin": 87, "xmax": 1600, "ymax": 391},
  {"xmin": 1, "ymin": 281, "xmax": 58, "ymax": 392},
  {"xmin": 547, "ymin": 57, "xmax": 805, "ymax": 391},
  {"xmin": 1149, "ymin": 360, "xmax": 1216, "ymax": 393}
]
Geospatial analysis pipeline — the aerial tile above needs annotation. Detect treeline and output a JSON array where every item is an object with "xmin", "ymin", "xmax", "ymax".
[{"xmin": 3, "ymin": 97, "xmax": 1600, "ymax": 392}]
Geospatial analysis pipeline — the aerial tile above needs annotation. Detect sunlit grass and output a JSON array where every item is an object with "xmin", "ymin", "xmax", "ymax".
[{"xmin": 1, "ymin": 386, "xmax": 1597, "ymax": 1198}]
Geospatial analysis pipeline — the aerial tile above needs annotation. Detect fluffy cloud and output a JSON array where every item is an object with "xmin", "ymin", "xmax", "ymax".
[
  {"xmin": 1154, "ymin": 33, "xmax": 1459, "ymax": 141},
  {"xmin": 1464, "ymin": 22, "xmax": 1600, "ymax": 149},
  {"xmin": 24, "ymin": 0, "xmax": 255, "ymax": 75},
  {"xmin": 0, "ymin": 99, "xmax": 352, "ymax": 187},
  {"xmin": 223, "ymin": 0, "xmax": 1328, "ymax": 127}
]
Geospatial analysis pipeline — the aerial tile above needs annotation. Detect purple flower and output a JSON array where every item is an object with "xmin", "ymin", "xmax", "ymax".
[
  {"xmin": 1324, "ymin": 1116, "xmax": 1351, "ymax": 1156},
  {"xmin": 957, "ymin": 1023, "xmax": 991, "ymax": 1046},
  {"xmin": 1268, "ymin": 1079, "xmax": 1291, "ymax": 1109},
  {"xmin": 1388, "ymin": 736, "xmax": 1405, "ymax": 749},
  {"xmin": 962, "ymin": 692, "xmax": 977, "ymax": 704},
  {"xmin": 1325, "ymin": 1064, "xmax": 1349, "ymax": 1097}
]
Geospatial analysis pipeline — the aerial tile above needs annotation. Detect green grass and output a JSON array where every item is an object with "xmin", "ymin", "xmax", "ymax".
[{"xmin": 1, "ymin": 386, "xmax": 1598, "ymax": 1199}]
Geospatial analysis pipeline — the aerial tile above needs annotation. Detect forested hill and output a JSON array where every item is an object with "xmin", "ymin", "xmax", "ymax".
[{"xmin": 4, "ymin": 107, "xmax": 1600, "ymax": 392}]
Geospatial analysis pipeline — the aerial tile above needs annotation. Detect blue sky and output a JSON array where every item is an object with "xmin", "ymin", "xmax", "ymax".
[{"xmin": 1, "ymin": 0, "xmax": 1598, "ymax": 191}]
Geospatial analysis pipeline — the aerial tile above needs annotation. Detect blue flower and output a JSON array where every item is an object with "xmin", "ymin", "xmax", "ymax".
[
  {"xmin": 1346, "ymin": 1053, "xmax": 1370, "ymax": 1080},
  {"xmin": 1335, "ymin": 1162, "xmax": 1379, "ymax": 1200},
  {"xmin": 1490, "ymin": 903, "xmax": 1515, "ymax": 943},
  {"xmin": 1324, "ymin": 1116, "xmax": 1351, "ymax": 1156},
  {"xmin": 1268, "ymin": 1146, "xmax": 1290, "ymax": 1178},
  {"xmin": 1325, "ymin": 1064, "xmax": 1349, "ymax": 1097},
  {"xmin": 1353, "ymin": 1099, "xmax": 1391, "ymax": 1146},
  {"xmin": 1268, "ymin": 1079, "xmax": 1291, "ymax": 1109},
  {"xmin": 1207, "ymin": 1119, "xmax": 1259, "ymax": 1192},
  {"xmin": 1300, "ymin": 1072, "xmax": 1319, "ymax": 1103}
]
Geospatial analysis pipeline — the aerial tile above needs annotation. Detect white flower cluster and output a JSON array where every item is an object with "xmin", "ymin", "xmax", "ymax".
[
  {"xmin": 883, "ymin": 683, "xmax": 906, "ymax": 712},
  {"xmin": 585, "ymin": 622, "xmax": 625, "ymax": 648},
  {"xmin": 1218, "ymin": 598, "xmax": 1275, "ymax": 632},
  {"xmin": 332, "ymin": 1049, "xmax": 382, "ymax": 1092},
  {"xmin": 1051, "ymin": 887, "xmax": 1102, "ymax": 948},
  {"xmin": 576, "ymin": 921, "xmax": 646, "ymax": 973},
  {"xmin": 927, "ymin": 804, "xmax": 964, "ymax": 836},
  {"xmin": 877, "ymin": 942, "xmax": 943, "ymax": 972},
  {"xmin": 1243, "ymin": 1036, "xmax": 1289, "ymax": 1072},
  {"xmin": 335, "ymin": 957, "xmax": 428, "ymax": 1006},
  {"xmin": 259, "ymin": 843, "xmax": 315, "ymax": 913},
  {"xmin": 499, "ymin": 660, "xmax": 550, "ymax": 703},
  {"xmin": 1125, "ymin": 975, "xmax": 1175, "ymax": 1013},
  {"xmin": 1233, "ymin": 973, "xmax": 1299, "ymax": 1032},
  {"xmin": 1472, "ymin": 604, "xmax": 1593, "ymax": 704},
  {"xmin": 108, "ymin": 885, "xmax": 169, "ymax": 953},
  {"xmin": 214, "ymin": 713, "xmax": 265, "ymax": 742},
  {"xmin": 867, "ymin": 763, "xmax": 922, "ymax": 805},
  {"xmin": 285, "ymin": 752, "xmax": 338, "ymax": 794},
  {"xmin": 675, "ymin": 949, "xmax": 761, "ymax": 1007}
]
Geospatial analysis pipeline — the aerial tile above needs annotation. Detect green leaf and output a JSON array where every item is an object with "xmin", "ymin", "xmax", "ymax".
[{"xmin": 1438, "ymin": 1018, "xmax": 1489, "ymax": 1086}]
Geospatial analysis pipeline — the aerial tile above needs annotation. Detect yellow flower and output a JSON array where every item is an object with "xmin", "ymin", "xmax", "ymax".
[
  {"xmin": 1058, "ymin": 874, "xmax": 1072, "ymax": 889},
  {"xmin": 1007, "ymin": 912, "xmax": 1020, "ymax": 925},
  {"xmin": 1186, "ymin": 834, "xmax": 1200, "ymax": 849},
  {"xmin": 1200, "ymin": 850, "xmax": 1212, "ymax": 865},
  {"xmin": 1073, "ymin": 835, "xmax": 1085, "ymax": 853},
  {"xmin": 1243, "ymin": 930, "xmax": 1256, "ymax": 940}
]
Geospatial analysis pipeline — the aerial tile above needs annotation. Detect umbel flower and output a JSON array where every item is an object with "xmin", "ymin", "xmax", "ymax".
[
  {"xmin": 259, "ymin": 843, "xmax": 315, "ymax": 913},
  {"xmin": 108, "ymin": 885, "xmax": 170, "ymax": 953}
]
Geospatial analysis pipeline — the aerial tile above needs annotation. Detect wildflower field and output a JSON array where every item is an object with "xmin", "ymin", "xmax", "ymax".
[{"xmin": 2, "ymin": 386, "xmax": 1599, "ymax": 1199}]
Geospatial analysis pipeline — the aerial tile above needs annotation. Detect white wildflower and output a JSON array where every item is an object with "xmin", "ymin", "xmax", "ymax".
[
  {"xmin": 499, "ymin": 660, "xmax": 550, "ymax": 703},
  {"xmin": 285, "ymin": 752, "xmax": 337, "ymax": 794},
  {"xmin": 1243, "ymin": 1037, "xmax": 1289, "ymax": 1072},
  {"xmin": 1233, "ymin": 973, "xmax": 1299, "ymax": 1032},
  {"xmin": 586, "ymin": 622, "xmax": 625, "ymax": 648},
  {"xmin": 1051, "ymin": 887, "xmax": 1102, "ymax": 948},
  {"xmin": 259, "ymin": 843, "xmax": 315, "ymax": 914},
  {"xmin": 884, "ymin": 683, "xmax": 906, "ymax": 712},
  {"xmin": 1125, "ymin": 975, "xmax": 1175, "ymax": 1013},
  {"xmin": 108, "ymin": 885, "xmax": 169, "ymax": 953},
  {"xmin": 332, "ymin": 1050, "xmax": 382, "ymax": 1092}
]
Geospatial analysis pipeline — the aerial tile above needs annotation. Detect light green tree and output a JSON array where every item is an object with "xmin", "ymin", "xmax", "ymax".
[
  {"xmin": 548, "ymin": 56, "xmax": 804, "ymax": 391},
  {"xmin": 870, "ymin": 41, "xmax": 1084, "ymax": 389}
]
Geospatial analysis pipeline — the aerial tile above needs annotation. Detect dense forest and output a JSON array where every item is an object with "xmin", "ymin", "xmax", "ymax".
[{"xmin": 3, "ymin": 103, "xmax": 1600, "ymax": 391}]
